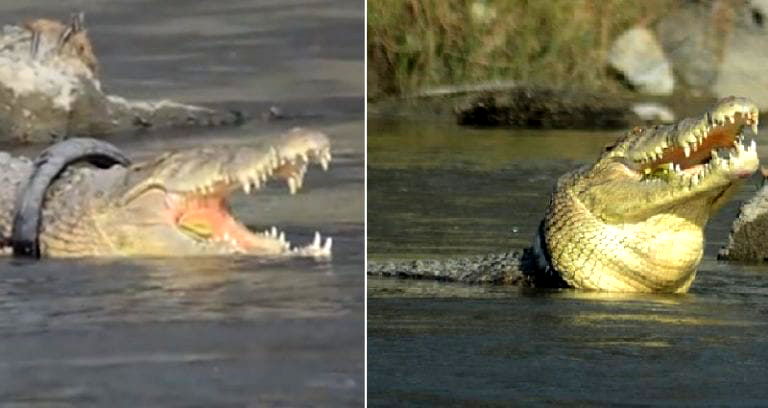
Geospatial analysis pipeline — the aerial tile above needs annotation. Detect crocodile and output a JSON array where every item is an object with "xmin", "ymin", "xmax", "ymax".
[
  {"xmin": 0, "ymin": 128, "xmax": 333, "ymax": 257},
  {"xmin": 368, "ymin": 97, "xmax": 760, "ymax": 293},
  {"xmin": 0, "ymin": 12, "xmax": 242, "ymax": 143}
]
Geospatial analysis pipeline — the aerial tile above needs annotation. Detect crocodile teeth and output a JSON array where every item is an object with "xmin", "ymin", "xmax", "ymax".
[
  {"xmin": 288, "ymin": 177, "xmax": 298, "ymax": 194},
  {"xmin": 320, "ymin": 157, "xmax": 330, "ymax": 171},
  {"xmin": 684, "ymin": 144, "xmax": 691, "ymax": 158}
]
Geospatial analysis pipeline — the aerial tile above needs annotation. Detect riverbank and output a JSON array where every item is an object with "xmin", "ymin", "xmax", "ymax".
[{"xmin": 368, "ymin": 0, "xmax": 674, "ymax": 99}]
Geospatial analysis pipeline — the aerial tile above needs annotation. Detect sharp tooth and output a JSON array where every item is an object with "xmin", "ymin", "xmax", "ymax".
[
  {"xmin": 753, "ymin": 123, "xmax": 759, "ymax": 134},
  {"xmin": 322, "ymin": 237, "xmax": 332, "ymax": 254},
  {"xmin": 675, "ymin": 163, "xmax": 681, "ymax": 173},
  {"xmin": 288, "ymin": 177, "xmax": 298, "ymax": 194},
  {"xmin": 320, "ymin": 157, "xmax": 329, "ymax": 171},
  {"xmin": 271, "ymin": 226, "xmax": 278, "ymax": 238},
  {"xmin": 313, "ymin": 231, "xmax": 321, "ymax": 248},
  {"xmin": 684, "ymin": 144, "xmax": 691, "ymax": 157},
  {"xmin": 727, "ymin": 115, "xmax": 734, "ymax": 124},
  {"xmin": 751, "ymin": 139, "xmax": 757, "ymax": 152},
  {"xmin": 243, "ymin": 182, "xmax": 252, "ymax": 194},
  {"xmin": 279, "ymin": 231, "xmax": 285, "ymax": 243}
]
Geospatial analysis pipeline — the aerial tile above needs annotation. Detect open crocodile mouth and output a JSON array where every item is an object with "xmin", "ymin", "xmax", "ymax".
[
  {"xmin": 629, "ymin": 98, "xmax": 759, "ymax": 185},
  {"xmin": 155, "ymin": 129, "xmax": 333, "ymax": 257}
]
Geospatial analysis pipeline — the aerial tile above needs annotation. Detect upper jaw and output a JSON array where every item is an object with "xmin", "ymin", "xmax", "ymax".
[
  {"xmin": 615, "ymin": 97, "xmax": 760, "ymax": 189},
  {"xmin": 122, "ymin": 128, "xmax": 334, "ymax": 258}
]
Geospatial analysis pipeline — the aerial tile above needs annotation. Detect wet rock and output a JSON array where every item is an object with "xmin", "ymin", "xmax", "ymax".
[
  {"xmin": 719, "ymin": 183, "xmax": 768, "ymax": 261},
  {"xmin": 456, "ymin": 87, "xmax": 637, "ymax": 129},
  {"xmin": 608, "ymin": 26, "xmax": 674, "ymax": 95}
]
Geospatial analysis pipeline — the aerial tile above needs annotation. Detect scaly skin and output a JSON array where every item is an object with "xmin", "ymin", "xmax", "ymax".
[
  {"xmin": 368, "ymin": 97, "xmax": 760, "ymax": 293},
  {"xmin": 0, "ymin": 128, "xmax": 333, "ymax": 257},
  {"xmin": 0, "ymin": 13, "xmax": 242, "ymax": 143}
]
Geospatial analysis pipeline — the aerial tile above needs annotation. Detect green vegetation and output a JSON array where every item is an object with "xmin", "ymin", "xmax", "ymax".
[{"xmin": 368, "ymin": 0, "xmax": 675, "ymax": 98}]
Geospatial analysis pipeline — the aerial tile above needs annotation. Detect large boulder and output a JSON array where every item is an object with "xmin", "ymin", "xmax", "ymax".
[
  {"xmin": 657, "ymin": 0, "xmax": 768, "ymax": 108},
  {"xmin": 608, "ymin": 26, "xmax": 674, "ymax": 95},
  {"xmin": 713, "ymin": 0, "xmax": 768, "ymax": 108}
]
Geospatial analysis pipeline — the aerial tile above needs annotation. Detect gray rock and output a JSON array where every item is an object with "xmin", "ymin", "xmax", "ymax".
[
  {"xmin": 719, "ymin": 182, "xmax": 768, "ymax": 261},
  {"xmin": 713, "ymin": 0, "xmax": 768, "ymax": 109},
  {"xmin": 657, "ymin": 0, "xmax": 768, "ymax": 109},
  {"xmin": 656, "ymin": 3, "xmax": 721, "ymax": 89},
  {"xmin": 608, "ymin": 26, "xmax": 674, "ymax": 95}
]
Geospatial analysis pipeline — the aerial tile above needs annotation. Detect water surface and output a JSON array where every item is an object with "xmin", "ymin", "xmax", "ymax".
[
  {"xmin": 0, "ymin": 1, "xmax": 363, "ymax": 406},
  {"xmin": 368, "ymin": 118, "xmax": 768, "ymax": 406}
]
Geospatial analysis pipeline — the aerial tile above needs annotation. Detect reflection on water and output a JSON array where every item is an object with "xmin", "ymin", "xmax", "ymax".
[
  {"xmin": 368, "ymin": 118, "xmax": 768, "ymax": 406},
  {"xmin": 0, "ymin": 0, "xmax": 363, "ymax": 406}
]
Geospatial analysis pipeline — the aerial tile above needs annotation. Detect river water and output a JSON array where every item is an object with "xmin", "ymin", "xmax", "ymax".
[
  {"xmin": 368, "ymin": 118, "xmax": 768, "ymax": 406},
  {"xmin": 0, "ymin": 1, "xmax": 363, "ymax": 406}
]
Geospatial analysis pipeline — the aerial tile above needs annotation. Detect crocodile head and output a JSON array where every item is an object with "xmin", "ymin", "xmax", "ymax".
[
  {"xmin": 24, "ymin": 12, "xmax": 98, "ymax": 76},
  {"xmin": 585, "ymin": 96, "xmax": 759, "ymax": 222},
  {"xmin": 88, "ymin": 128, "xmax": 333, "ymax": 257},
  {"xmin": 544, "ymin": 97, "xmax": 759, "ymax": 292}
]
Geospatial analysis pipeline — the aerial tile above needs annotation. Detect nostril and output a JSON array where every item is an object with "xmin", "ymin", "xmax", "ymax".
[{"xmin": 753, "ymin": 8, "xmax": 764, "ymax": 27}]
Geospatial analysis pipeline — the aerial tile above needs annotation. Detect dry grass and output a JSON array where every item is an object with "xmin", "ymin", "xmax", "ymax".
[{"xmin": 368, "ymin": 0, "xmax": 677, "ymax": 98}]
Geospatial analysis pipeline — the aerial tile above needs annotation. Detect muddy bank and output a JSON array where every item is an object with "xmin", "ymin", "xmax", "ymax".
[{"xmin": 369, "ymin": 85, "xmax": 721, "ymax": 130}]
